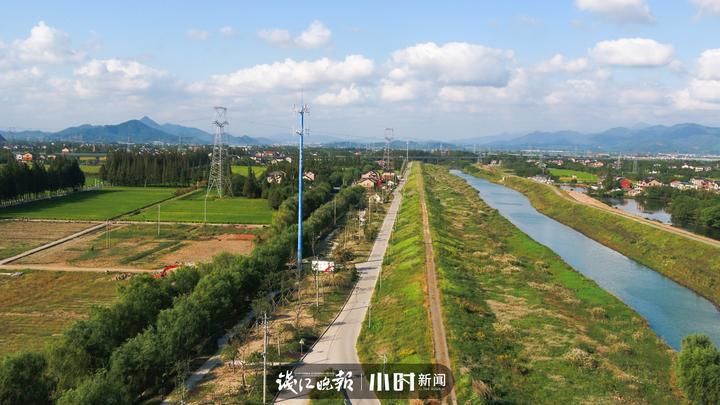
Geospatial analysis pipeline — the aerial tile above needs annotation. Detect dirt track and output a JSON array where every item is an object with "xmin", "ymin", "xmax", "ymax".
[
  {"xmin": 418, "ymin": 164, "xmax": 458, "ymax": 405},
  {"xmin": 0, "ymin": 264, "xmax": 155, "ymax": 273}
]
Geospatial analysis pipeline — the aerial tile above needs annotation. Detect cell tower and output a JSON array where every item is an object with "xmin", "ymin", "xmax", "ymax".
[
  {"xmin": 383, "ymin": 128, "xmax": 394, "ymax": 171},
  {"xmin": 207, "ymin": 106, "xmax": 231, "ymax": 198}
]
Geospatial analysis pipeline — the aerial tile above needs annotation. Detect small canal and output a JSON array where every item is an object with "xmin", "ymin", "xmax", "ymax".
[{"xmin": 453, "ymin": 170, "xmax": 720, "ymax": 350}]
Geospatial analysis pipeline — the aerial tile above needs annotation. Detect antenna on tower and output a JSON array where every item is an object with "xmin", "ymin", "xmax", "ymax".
[
  {"xmin": 383, "ymin": 128, "xmax": 394, "ymax": 171},
  {"xmin": 207, "ymin": 106, "xmax": 231, "ymax": 198}
]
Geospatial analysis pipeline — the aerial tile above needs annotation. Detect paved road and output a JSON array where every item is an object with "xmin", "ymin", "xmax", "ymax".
[
  {"xmin": 417, "ymin": 165, "xmax": 457, "ymax": 405},
  {"xmin": 275, "ymin": 165, "xmax": 409, "ymax": 405}
]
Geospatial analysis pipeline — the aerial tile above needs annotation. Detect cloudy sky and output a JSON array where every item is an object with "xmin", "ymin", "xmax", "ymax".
[{"xmin": 2, "ymin": 0, "xmax": 720, "ymax": 140}]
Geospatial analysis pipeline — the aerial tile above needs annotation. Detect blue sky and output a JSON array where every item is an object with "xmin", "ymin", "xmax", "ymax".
[{"xmin": 2, "ymin": 0, "xmax": 720, "ymax": 140}]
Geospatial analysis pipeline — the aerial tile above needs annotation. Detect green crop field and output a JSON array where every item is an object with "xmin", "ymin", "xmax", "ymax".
[
  {"xmin": 0, "ymin": 187, "xmax": 175, "ymax": 220},
  {"xmin": 548, "ymin": 168, "xmax": 597, "ymax": 183},
  {"xmin": 0, "ymin": 270, "xmax": 120, "ymax": 356},
  {"xmin": 125, "ymin": 191, "xmax": 273, "ymax": 224},
  {"xmin": 231, "ymin": 165, "xmax": 266, "ymax": 177}
]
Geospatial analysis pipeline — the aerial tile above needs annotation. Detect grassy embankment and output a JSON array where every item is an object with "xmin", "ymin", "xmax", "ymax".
[
  {"xmin": 547, "ymin": 168, "xmax": 597, "ymax": 183},
  {"xmin": 0, "ymin": 271, "xmax": 121, "ymax": 356},
  {"xmin": 125, "ymin": 191, "xmax": 274, "ymax": 224},
  {"xmin": 357, "ymin": 164, "xmax": 433, "ymax": 380},
  {"xmin": 424, "ymin": 164, "xmax": 677, "ymax": 404},
  {"xmin": 468, "ymin": 165, "xmax": 720, "ymax": 308},
  {"xmin": 0, "ymin": 187, "xmax": 175, "ymax": 221}
]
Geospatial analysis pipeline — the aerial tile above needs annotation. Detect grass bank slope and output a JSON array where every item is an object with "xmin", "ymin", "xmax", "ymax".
[
  {"xmin": 425, "ymin": 164, "xmax": 677, "ymax": 404},
  {"xmin": 357, "ymin": 163, "xmax": 433, "ymax": 368}
]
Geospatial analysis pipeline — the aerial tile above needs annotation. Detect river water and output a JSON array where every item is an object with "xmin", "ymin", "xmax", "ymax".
[{"xmin": 452, "ymin": 170, "xmax": 720, "ymax": 350}]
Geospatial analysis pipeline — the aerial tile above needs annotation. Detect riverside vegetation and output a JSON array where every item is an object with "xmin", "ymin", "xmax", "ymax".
[
  {"xmin": 423, "ymin": 164, "xmax": 677, "ymax": 403},
  {"xmin": 464, "ymin": 164, "xmax": 720, "ymax": 309}
]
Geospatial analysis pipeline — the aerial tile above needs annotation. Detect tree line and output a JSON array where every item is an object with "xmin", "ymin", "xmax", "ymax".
[
  {"xmin": 640, "ymin": 186, "xmax": 720, "ymax": 230},
  {"xmin": 0, "ymin": 158, "xmax": 85, "ymax": 202},
  {"xmin": 100, "ymin": 150, "xmax": 211, "ymax": 186},
  {"xmin": 0, "ymin": 178, "xmax": 366, "ymax": 403}
]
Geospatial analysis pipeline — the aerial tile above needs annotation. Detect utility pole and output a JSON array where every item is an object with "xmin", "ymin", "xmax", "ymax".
[
  {"xmin": 333, "ymin": 198, "xmax": 336, "ymax": 226},
  {"xmin": 262, "ymin": 312, "xmax": 268, "ymax": 404},
  {"xmin": 157, "ymin": 205, "xmax": 160, "ymax": 237},
  {"xmin": 207, "ymin": 107, "xmax": 230, "ymax": 198},
  {"xmin": 294, "ymin": 99, "xmax": 310, "ymax": 281}
]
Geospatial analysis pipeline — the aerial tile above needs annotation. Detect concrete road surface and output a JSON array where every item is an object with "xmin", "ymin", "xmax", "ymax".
[{"xmin": 275, "ymin": 165, "xmax": 409, "ymax": 405}]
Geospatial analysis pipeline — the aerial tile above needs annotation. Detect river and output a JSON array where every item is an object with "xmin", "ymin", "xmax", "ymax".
[{"xmin": 452, "ymin": 170, "xmax": 720, "ymax": 350}]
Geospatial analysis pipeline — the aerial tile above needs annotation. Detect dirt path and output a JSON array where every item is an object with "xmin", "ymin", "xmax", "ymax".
[
  {"xmin": 536, "ymin": 180, "xmax": 720, "ymax": 249},
  {"xmin": 0, "ymin": 264, "xmax": 155, "ymax": 273},
  {"xmin": 417, "ymin": 164, "xmax": 457, "ymax": 405}
]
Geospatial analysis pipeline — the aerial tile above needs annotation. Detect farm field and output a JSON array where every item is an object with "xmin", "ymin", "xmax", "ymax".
[
  {"xmin": 231, "ymin": 165, "xmax": 266, "ymax": 177},
  {"xmin": 548, "ymin": 168, "xmax": 598, "ymax": 183},
  {"xmin": 0, "ymin": 270, "xmax": 121, "ymax": 356},
  {"xmin": 81, "ymin": 165, "xmax": 101, "ymax": 186},
  {"xmin": 125, "ymin": 191, "xmax": 273, "ymax": 224},
  {"xmin": 0, "ymin": 186, "xmax": 175, "ymax": 220},
  {"xmin": 15, "ymin": 223, "xmax": 258, "ymax": 270},
  {"xmin": 0, "ymin": 221, "xmax": 93, "ymax": 259}
]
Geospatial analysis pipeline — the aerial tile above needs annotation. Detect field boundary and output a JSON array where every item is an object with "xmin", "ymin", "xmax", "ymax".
[{"xmin": 0, "ymin": 223, "xmax": 106, "ymax": 265}]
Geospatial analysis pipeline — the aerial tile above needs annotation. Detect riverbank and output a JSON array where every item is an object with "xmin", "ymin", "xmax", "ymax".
[
  {"xmin": 425, "ymin": 165, "xmax": 678, "ymax": 403},
  {"xmin": 466, "ymin": 165, "xmax": 720, "ymax": 309}
]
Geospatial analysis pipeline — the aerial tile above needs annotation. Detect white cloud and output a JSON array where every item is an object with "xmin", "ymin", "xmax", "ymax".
[
  {"xmin": 0, "ymin": 67, "xmax": 42, "ymax": 88},
  {"xmin": 314, "ymin": 84, "xmax": 364, "ymax": 106},
  {"xmin": 619, "ymin": 88, "xmax": 667, "ymax": 105},
  {"xmin": 692, "ymin": 0, "xmax": 720, "ymax": 15},
  {"xmin": 294, "ymin": 21, "xmax": 331, "ymax": 48},
  {"xmin": 380, "ymin": 80, "xmax": 419, "ymax": 101},
  {"xmin": 72, "ymin": 59, "xmax": 167, "ymax": 97},
  {"xmin": 189, "ymin": 55, "xmax": 374, "ymax": 96},
  {"xmin": 389, "ymin": 42, "xmax": 515, "ymax": 86},
  {"xmin": 544, "ymin": 79, "xmax": 599, "ymax": 105},
  {"xmin": 437, "ymin": 69, "xmax": 529, "ymax": 104},
  {"xmin": 688, "ymin": 79, "xmax": 720, "ymax": 102},
  {"xmin": 258, "ymin": 28, "xmax": 292, "ymax": 45},
  {"xmin": 219, "ymin": 26, "xmax": 236, "ymax": 37},
  {"xmin": 575, "ymin": 0, "xmax": 653, "ymax": 23},
  {"xmin": 258, "ymin": 21, "xmax": 331, "ymax": 49},
  {"xmin": 12, "ymin": 21, "xmax": 82, "ymax": 64},
  {"xmin": 536, "ymin": 54, "xmax": 590, "ymax": 73},
  {"xmin": 187, "ymin": 29, "xmax": 209, "ymax": 41},
  {"xmin": 697, "ymin": 49, "xmax": 720, "ymax": 80},
  {"xmin": 590, "ymin": 38, "xmax": 674, "ymax": 67}
]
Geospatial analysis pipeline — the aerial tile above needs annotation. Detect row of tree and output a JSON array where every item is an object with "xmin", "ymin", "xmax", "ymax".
[
  {"xmin": 640, "ymin": 186, "xmax": 720, "ymax": 230},
  {"xmin": 0, "ymin": 158, "xmax": 85, "ymax": 202},
  {"xmin": 100, "ymin": 150, "xmax": 211, "ymax": 186}
]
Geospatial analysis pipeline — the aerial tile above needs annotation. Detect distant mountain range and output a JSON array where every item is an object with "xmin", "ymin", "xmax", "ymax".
[
  {"xmin": 459, "ymin": 123, "xmax": 720, "ymax": 154},
  {"xmin": 3, "ymin": 119, "xmax": 720, "ymax": 154},
  {"xmin": 0, "ymin": 133, "xmax": 5, "ymax": 143},
  {"xmin": 0, "ymin": 117, "xmax": 273, "ymax": 146}
]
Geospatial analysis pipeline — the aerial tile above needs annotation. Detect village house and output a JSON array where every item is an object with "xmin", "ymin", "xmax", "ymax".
[
  {"xmin": 356, "ymin": 178, "xmax": 376, "ymax": 189},
  {"xmin": 361, "ymin": 170, "xmax": 380, "ymax": 182},
  {"xmin": 265, "ymin": 170, "xmax": 286, "ymax": 184},
  {"xmin": 303, "ymin": 171, "xmax": 316, "ymax": 182}
]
